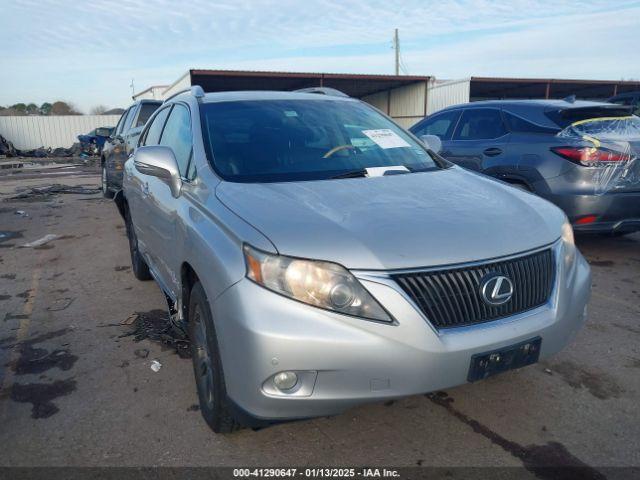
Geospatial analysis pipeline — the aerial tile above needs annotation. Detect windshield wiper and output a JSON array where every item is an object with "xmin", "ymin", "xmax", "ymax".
[
  {"xmin": 329, "ymin": 169, "xmax": 368, "ymax": 179},
  {"xmin": 329, "ymin": 166, "xmax": 416, "ymax": 179}
]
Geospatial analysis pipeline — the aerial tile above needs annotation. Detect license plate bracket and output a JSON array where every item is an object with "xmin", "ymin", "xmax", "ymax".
[{"xmin": 468, "ymin": 337, "xmax": 542, "ymax": 382}]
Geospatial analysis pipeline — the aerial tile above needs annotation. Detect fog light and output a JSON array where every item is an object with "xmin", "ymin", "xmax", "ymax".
[{"xmin": 273, "ymin": 371, "xmax": 298, "ymax": 391}]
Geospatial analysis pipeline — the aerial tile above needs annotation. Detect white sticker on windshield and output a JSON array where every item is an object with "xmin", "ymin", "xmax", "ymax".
[{"xmin": 361, "ymin": 129, "xmax": 411, "ymax": 149}]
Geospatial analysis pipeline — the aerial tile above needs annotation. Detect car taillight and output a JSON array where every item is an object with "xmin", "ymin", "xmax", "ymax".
[
  {"xmin": 575, "ymin": 215, "xmax": 598, "ymax": 225},
  {"xmin": 551, "ymin": 146, "xmax": 630, "ymax": 166}
]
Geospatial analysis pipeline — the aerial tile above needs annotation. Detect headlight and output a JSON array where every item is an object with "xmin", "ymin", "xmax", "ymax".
[
  {"xmin": 243, "ymin": 244, "xmax": 392, "ymax": 322},
  {"xmin": 562, "ymin": 219, "xmax": 575, "ymax": 246},
  {"xmin": 562, "ymin": 218, "xmax": 576, "ymax": 265}
]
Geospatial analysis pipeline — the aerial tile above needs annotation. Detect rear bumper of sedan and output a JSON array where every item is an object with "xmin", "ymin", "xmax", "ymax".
[{"xmin": 210, "ymin": 241, "xmax": 591, "ymax": 426}]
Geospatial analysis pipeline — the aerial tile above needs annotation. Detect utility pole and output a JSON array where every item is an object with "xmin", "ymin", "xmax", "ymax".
[
  {"xmin": 393, "ymin": 28, "xmax": 400, "ymax": 75},
  {"xmin": 130, "ymin": 78, "xmax": 135, "ymax": 99}
]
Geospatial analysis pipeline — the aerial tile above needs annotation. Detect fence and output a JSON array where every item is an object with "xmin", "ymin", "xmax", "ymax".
[{"xmin": 0, "ymin": 115, "xmax": 121, "ymax": 150}]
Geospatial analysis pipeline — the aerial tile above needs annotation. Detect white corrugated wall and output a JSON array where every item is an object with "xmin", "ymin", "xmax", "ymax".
[
  {"xmin": 361, "ymin": 78, "xmax": 471, "ymax": 128},
  {"xmin": 362, "ymin": 81, "xmax": 428, "ymax": 129},
  {"xmin": 0, "ymin": 115, "xmax": 121, "ymax": 150},
  {"xmin": 161, "ymin": 72, "xmax": 191, "ymax": 100},
  {"xmin": 426, "ymin": 78, "xmax": 470, "ymax": 115}
]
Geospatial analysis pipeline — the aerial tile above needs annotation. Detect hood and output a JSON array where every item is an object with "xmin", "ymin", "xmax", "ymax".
[{"xmin": 216, "ymin": 167, "xmax": 565, "ymax": 270}]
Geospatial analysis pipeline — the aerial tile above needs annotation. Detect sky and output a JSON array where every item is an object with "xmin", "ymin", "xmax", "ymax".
[{"xmin": 1, "ymin": 0, "xmax": 639, "ymax": 113}]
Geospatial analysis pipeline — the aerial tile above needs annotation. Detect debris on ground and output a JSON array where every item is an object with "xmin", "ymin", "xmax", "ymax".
[
  {"xmin": 20, "ymin": 234, "xmax": 60, "ymax": 248},
  {"xmin": 47, "ymin": 297, "xmax": 75, "ymax": 312},
  {"xmin": 121, "ymin": 313, "xmax": 138, "ymax": 326},
  {"xmin": 134, "ymin": 348, "xmax": 149, "ymax": 359},
  {"xmin": 119, "ymin": 310, "xmax": 191, "ymax": 359},
  {"xmin": 14, "ymin": 210, "xmax": 29, "ymax": 217},
  {"xmin": 0, "ymin": 230, "xmax": 23, "ymax": 243},
  {"xmin": 0, "ymin": 134, "xmax": 17, "ymax": 157},
  {"xmin": 544, "ymin": 368, "xmax": 553, "ymax": 375},
  {"xmin": 7, "ymin": 184, "xmax": 101, "ymax": 201},
  {"xmin": 150, "ymin": 360, "xmax": 162, "ymax": 372}
]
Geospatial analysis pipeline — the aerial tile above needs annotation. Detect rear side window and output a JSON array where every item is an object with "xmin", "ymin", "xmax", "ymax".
[
  {"xmin": 115, "ymin": 109, "xmax": 129, "ymax": 136},
  {"xmin": 503, "ymin": 112, "xmax": 558, "ymax": 134},
  {"xmin": 159, "ymin": 104, "xmax": 192, "ymax": 175},
  {"xmin": 546, "ymin": 106, "xmax": 633, "ymax": 128},
  {"xmin": 453, "ymin": 109, "xmax": 507, "ymax": 140},
  {"xmin": 412, "ymin": 110, "xmax": 460, "ymax": 140},
  {"xmin": 143, "ymin": 107, "xmax": 171, "ymax": 146},
  {"xmin": 121, "ymin": 106, "xmax": 138, "ymax": 133},
  {"xmin": 135, "ymin": 103, "xmax": 161, "ymax": 128}
]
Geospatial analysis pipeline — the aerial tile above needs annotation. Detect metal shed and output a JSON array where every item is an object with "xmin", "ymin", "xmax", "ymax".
[
  {"xmin": 156, "ymin": 69, "xmax": 452, "ymax": 129},
  {"xmin": 470, "ymin": 77, "xmax": 640, "ymax": 101}
]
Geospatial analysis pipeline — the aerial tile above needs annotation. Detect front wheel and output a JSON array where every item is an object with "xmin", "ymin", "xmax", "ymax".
[
  {"xmin": 188, "ymin": 281, "xmax": 239, "ymax": 433},
  {"xmin": 102, "ymin": 164, "xmax": 115, "ymax": 199},
  {"xmin": 124, "ymin": 208, "xmax": 151, "ymax": 281}
]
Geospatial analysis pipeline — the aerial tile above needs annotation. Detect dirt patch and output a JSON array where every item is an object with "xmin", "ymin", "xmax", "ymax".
[
  {"xmin": 9, "ymin": 348, "xmax": 77, "ymax": 375},
  {"xmin": 10, "ymin": 379, "xmax": 77, "ymax": 419},
  {"xmin": 0, "ymin": 294, "xmax": 11, "ymax": 301},
  {"xmin": 551, "ymin": 361, "xmax": 623, "ymax": 400},
  {"xmin": 120, "ymin": 310, "xmax": 191, "ymax": 359},
  {"xmin": 6, "ymin": 328, "xmax": 76, "ymax": 375},
  {"xmin": 1, "ymin": 273, "xmax": 16, "ymax": 280},
  {"xmin": 427, "ymin": 392, "xmax": 606, "ymax": 480}
]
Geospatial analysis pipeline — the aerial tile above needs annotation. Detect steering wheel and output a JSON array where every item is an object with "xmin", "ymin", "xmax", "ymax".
[{"xmin": 323, "ymin": 144, "xmax": 356, "ymax": 158}]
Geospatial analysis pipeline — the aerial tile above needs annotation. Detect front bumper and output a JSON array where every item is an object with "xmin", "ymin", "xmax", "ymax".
[{"xmin": 211, "ymin": 242, "xmax": 591, "ymax": 423}]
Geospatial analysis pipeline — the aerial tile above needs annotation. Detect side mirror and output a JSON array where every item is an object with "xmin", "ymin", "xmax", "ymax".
[
  {"xmin": 133, "ymin": 145, "xmax": 182, "ymax": 198},
  {"xmin": 420, "ymin": 134, "xmax": 442, "ymax": 154}
]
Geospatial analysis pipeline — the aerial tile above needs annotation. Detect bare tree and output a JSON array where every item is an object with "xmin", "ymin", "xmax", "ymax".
[{"xmin": 90, "ymin": 105, "xmax": 108, "ymax": 115}]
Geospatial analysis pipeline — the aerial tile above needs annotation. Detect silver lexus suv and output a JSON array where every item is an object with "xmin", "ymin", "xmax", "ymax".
[{"xmin": 116, "ymin": 86, "xmax": 591, "ymax": 433}]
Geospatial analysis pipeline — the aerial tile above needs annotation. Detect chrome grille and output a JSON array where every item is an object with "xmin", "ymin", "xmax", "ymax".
[{"xmin": 392, "ymin": 249, "xmax": 555, "ymax": 329}]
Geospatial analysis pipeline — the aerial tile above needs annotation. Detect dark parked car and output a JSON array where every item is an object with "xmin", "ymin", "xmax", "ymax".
[
  {"xmin": 77, "ymin": 127, "xmax": 114, "ymax": 154},
  {"xmin": 101, "ymin": 100, "xmax": 161, "ymax": 198},
  {"xmin": 608, "ymin": 91, "xmax": 640, "ymax": 115},
  {"xmin": 410, "ymin": 99, "xmax": 640, "ymax": 235}
]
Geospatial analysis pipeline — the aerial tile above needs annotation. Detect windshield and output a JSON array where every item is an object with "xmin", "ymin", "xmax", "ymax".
[{"xmin": 200, "ymin": 99, "xmax": 439, "ymax": 182}]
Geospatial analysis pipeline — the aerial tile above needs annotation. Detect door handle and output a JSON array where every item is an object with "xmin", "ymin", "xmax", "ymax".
[{"xmin": 483, "ymin": 147, "xmax": 502, "ymax": 157}]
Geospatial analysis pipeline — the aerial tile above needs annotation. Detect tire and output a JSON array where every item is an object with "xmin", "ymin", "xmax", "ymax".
[
  {"xmin": 188, "ymin": 281, "xmax": 239, "ymax": 433},
  {"xmin": 124, "ymin": 207, "xmax": 152, "ymax": 281},
  {"xmin": 102, "ymin": 164, "xmax": 115, "ymax": 199}
]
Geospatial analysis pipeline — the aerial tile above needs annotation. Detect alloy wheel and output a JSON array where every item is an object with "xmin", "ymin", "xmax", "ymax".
[{"xmin": 192, "ymin": 305, "xmax": 215, "ymax": 410}]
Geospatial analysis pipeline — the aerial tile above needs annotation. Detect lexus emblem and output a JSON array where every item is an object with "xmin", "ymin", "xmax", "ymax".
[{"xmin": 480, "ymin": 273, "xmax": 514, "ymax": 306}]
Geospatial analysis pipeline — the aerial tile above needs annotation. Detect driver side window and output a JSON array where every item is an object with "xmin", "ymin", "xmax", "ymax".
[
  {"xmin": 159, "ymin": 104, "xmax": 193, "ymax": 177},
  {"xmin": 413, "ymin": 110, "xmax": 461, "ymax": 140}
]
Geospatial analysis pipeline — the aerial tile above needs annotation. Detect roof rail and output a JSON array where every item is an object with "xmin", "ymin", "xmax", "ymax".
[
  {"xmin": 294, "ymin": 87, "xmax": 349, "ymax": 98},
  {"xmin": 163, "ymin": 85, "xmax": 206, "ymax": 103}
]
